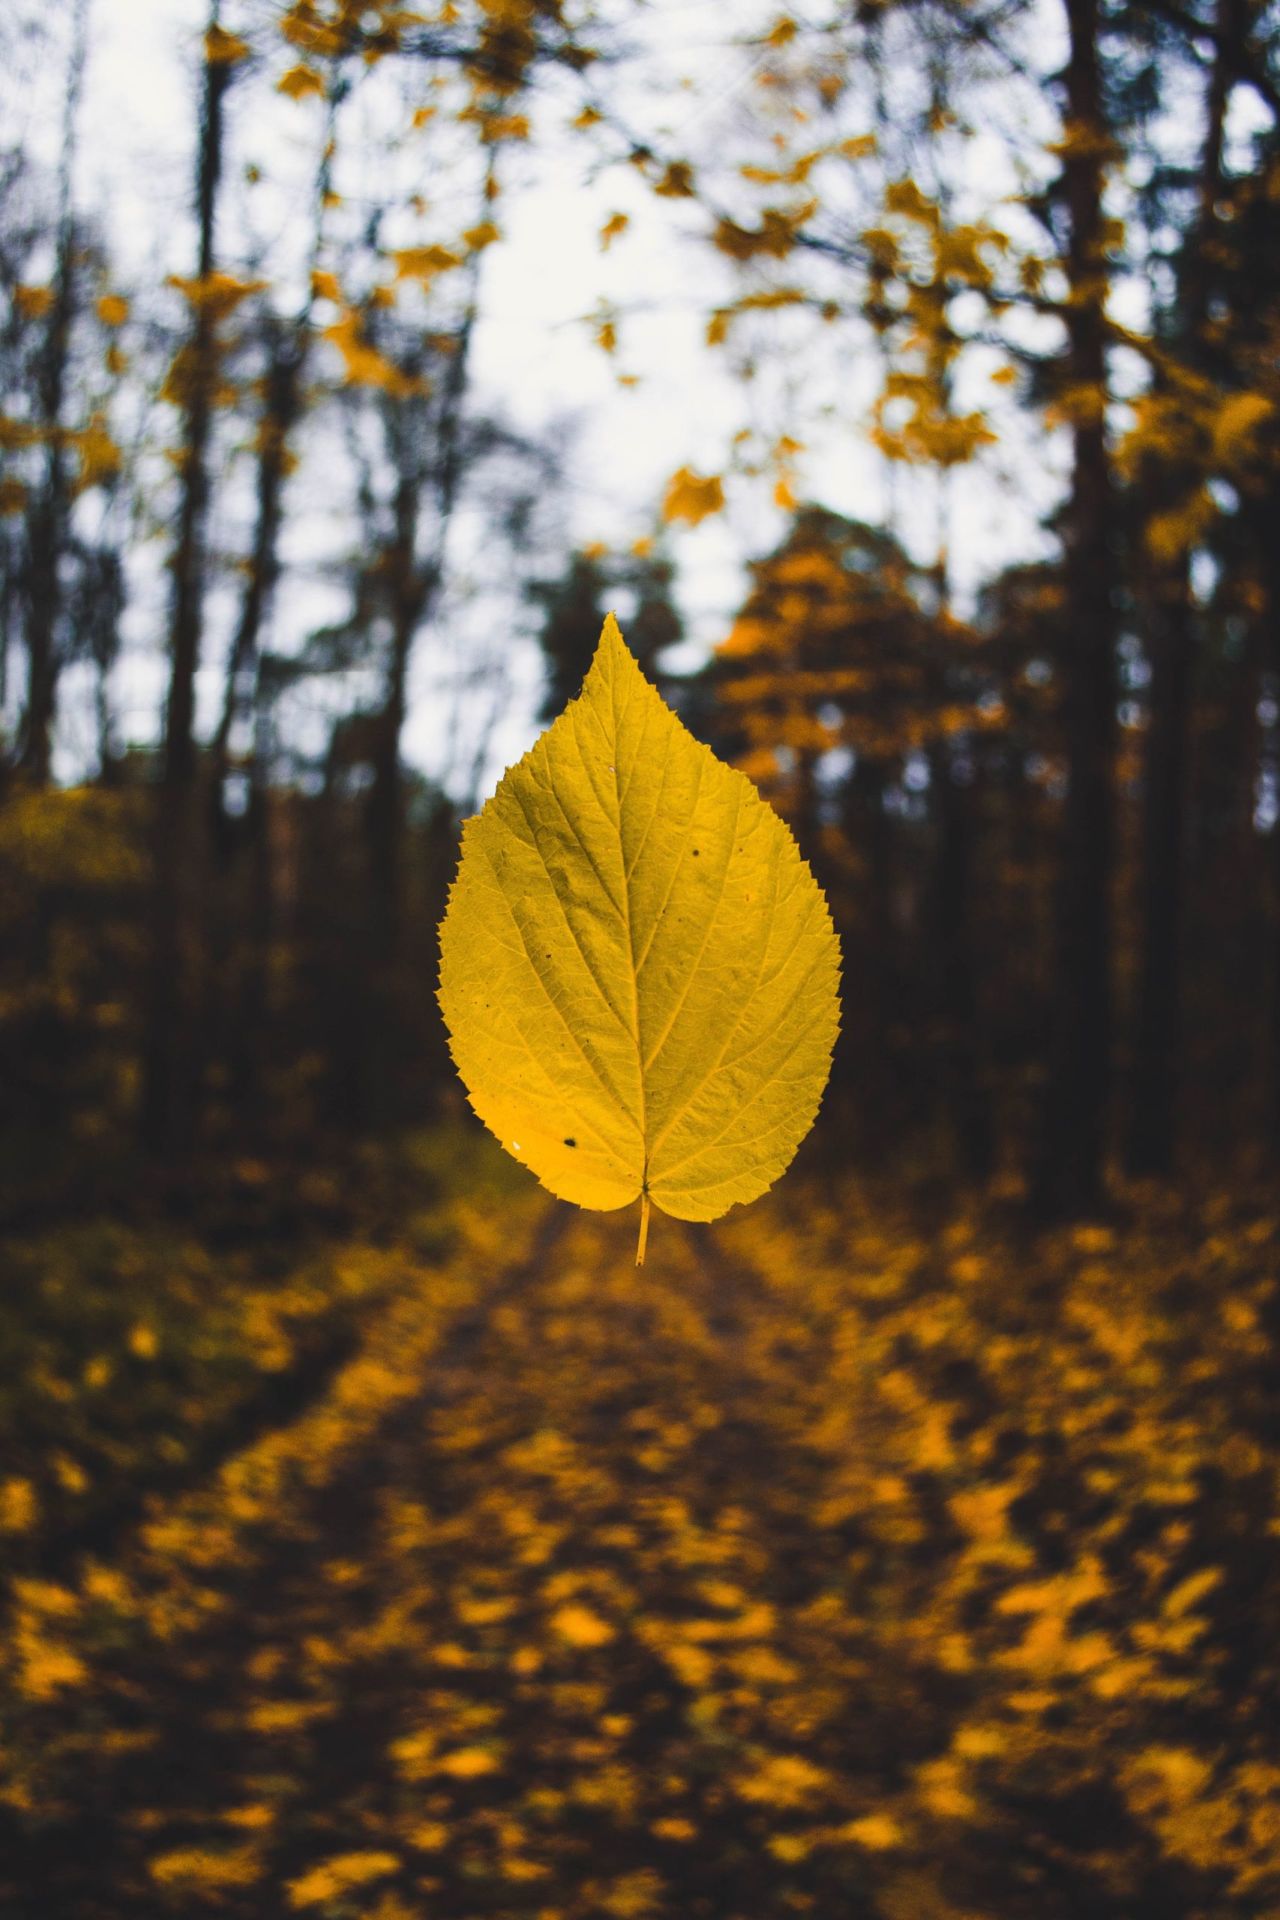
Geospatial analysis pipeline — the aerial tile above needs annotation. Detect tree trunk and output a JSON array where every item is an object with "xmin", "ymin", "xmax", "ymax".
[
  {"xmin": 1126, "ymin": 0, "xmax": 1233, "ymax": 1177},
  {"xmin": 17, "ymin": 0, "xmax": 88, "ymax": 785},
  {"xmin": 209, "ymin": 333, "xmax": 301, "ymax": 850},
  {"xmin": 361, "ymin": 472, "xmax": 429, "ymax": 1128},
  {"xmin": 1034, "ymin": 0, "xmax": 1117, "ymax": 1219},
  {"xmin": 934, "ymin": 745, "xmax": 994, "ymax": 1183},
  {"xmin": 140, "ymin": 4, "xmax": 227, "ymax": 1154},
  {"xmin": 1266, "ymin": 514, "xmax": 1280, "ymax": 1151},
  {"xmin": 359, "ymin": 254, "xmax": 481, "ymax": 1126},
  {"xmin": 837, "ymin": 753, "xmax": 899, "ymax": 1161},
  {"xmin": 1128, "ymin": 577, "xmax": 1192, "ymax": 1175}
]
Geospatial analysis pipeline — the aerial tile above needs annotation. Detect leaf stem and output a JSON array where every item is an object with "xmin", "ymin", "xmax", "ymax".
[{"xmin": 636, "ymin": 1190, "xmax": 651, "ymax": 1267}]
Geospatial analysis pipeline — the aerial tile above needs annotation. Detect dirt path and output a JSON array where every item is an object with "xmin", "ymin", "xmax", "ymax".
[{"xmin": 4, "ymin": 1196, "xmax": 1278, "ymax": 1918}]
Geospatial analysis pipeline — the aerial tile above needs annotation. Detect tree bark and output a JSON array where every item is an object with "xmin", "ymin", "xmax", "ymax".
[
  {"xmin": 359, "ymin": 252, "xmax": 481, "ymax": 1125},
  {"xmin": 140, "ymin": 3, "xmax": 227, "ymax": 1154},
  {"xmin": 17, "ymin": 0, "xmax": 88, "ymax": 785},
  {"xmin": 1126, "ymin": 0, "xmax": 1233, "ymax": 1177},
  {"xmin": 1266, "ymin": 511, "xmax": 1280, "ymax": 1151},
  {"xmin": 934, "ymin": 745, "xmax": 994, "ymax": 1183},
  {"xmin": 1034, "ymin": 0, "xmax": 1118, "ymax": 1219}
]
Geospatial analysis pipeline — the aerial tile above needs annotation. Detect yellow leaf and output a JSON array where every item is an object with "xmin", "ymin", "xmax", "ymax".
[
  {"xmin": 654, "ymin": 161, "xmax": 695, "ymax": 198},
  {"xmin": 600, "ymin": 211, "xmax": 630, "ymax": 250},
  {"xmin": 311, "ymin": 269, "xmax": 342, "ymax": 302},
  {"xmin": 150, "ymin": 1847, "xmax": 262, "ymax": 1888},
  {"xmin": 392, "ymin": 244, "xmax": 463, "ymax": 282},
  {"xmin": 205, "ymin": 23, "xmax": 250, "ymax": 64},
  {"xmin": 74, "ymin": 412, "xmax": 122, "ymax": 492},
  {"xmin": 551, "ymin": 1603, "xmax": 615, "ymax": 1647},
  {"xmin": 128, "ymin": 1322, "xmax": 158, "ymax": 1360},
  {"xmin": 323, "ymin": 312, "xmax": 422, "ymax": 394},
  {"xmin": 167, "ymin": 271, "xmax": 266, "ymax": 318},
  {"xmin": 287, "ymin": 1852, "xmax": 400, "ymax": 1909},
  {"xmin": 439, "ymin": 1746, "xmax": 499, "ymax": 1777},
  {"xmin": 437, "ymin": 617, "xmax": 841, "ymax": 1255},
  {"xmin": 1212, "ymin": 389, "xmax": 1273, "ymax": 463},
  {"xmin": 96, "ymin": 293, "xmax": 130, "ymax": 327},
  {"xmin": 277, "ymin": 62, "xmax": 325, "ymax": 99},
  {"xmin": 841, "ymin": 1813, "xmax": 905, "ymax": 1849},
  {"xmin": 0, "ymin": 1477, "xmax": 37, "ymax": 1531},
  {"xmin": 14, "ymin": 284, "xmax": 54, "ymax": 319},
  {"xmin": 662, "ymin": 467, "xmax": 725, "ymax": 526}
]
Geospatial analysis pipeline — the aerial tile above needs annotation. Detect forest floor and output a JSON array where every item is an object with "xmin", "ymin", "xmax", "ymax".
[{"xmin": 2, "ymin": 1133, "xmax": 1279, "ymax": 1919}]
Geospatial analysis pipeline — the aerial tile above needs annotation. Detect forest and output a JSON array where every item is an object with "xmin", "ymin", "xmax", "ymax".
[{"xmin": 2, "ymin": 0, "xmax": 1280, "ymax": 1914}]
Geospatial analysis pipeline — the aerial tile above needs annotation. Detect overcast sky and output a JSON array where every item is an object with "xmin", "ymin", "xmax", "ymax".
[{"xmin": 13, "ymin": 0, "xmax": 1076, "ymax": 794}]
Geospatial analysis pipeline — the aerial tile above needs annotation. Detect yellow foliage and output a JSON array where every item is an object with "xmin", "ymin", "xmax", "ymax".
[
  {"xmin": 654, "ymin": 161, "xmax": 696, "ymax": 198},
  {"xmin": 662, "ymin": 465, "xmax": 725, "ymax": 525},
  {"xmin": 287, "ymin": 1851, "xmax": 401, "ymax": 1908},
  {"xmin": 713, "ymin": 207, "xmax": 809, "ymax": 262},
  {"xmin": 14, "ymin": 283, "xmax": 54, "ymax": 318},
  {"xmin": 551, "ymin": 1603, "xmax": 615, "ymax": 1647},
  {"xmin": 74, "ymin": 411, "xmax": 122, "ymax": 492},
  {"xmin": 205, "ymin": 23, "xmax": 251, "ymax": 63},
  {"xmin": 277, "ymin": 62, "xmax": 326, "ymax": 99},
  {"xmin": 1146, "ymin": 487, "xmax": 1214, "ymax": 564},
  {"xmin": 323, "ymin": 311, "xmax": 423, "ymax": 394},
  {"xmin": 734, "ymin": 1752, "xmax": 832, "ymax": 1808},
  {"xmin": 150, "ymin": 1847, "xmax": 262, "ymax": 1887},
  {"xmin": 438, "ymin": 1745, "xmax": 500, "ymax": 1777},
  {"xmin": 280, "ymin": 4, "xmax": 346, "ymax": 60},
  {"xmin": 167, "ymin": 271, "xmax": 266, "ymax": 318},
  {"xmin": 841, "ymin": 1813, "xmax": 905, "ymax": 1849},
  {"xmin": 0, "ymin": 1477, "xmax": 37, "ymax": 1532},
  {"xmin": 392, "ymin": 243, "xmax": 463, "ymax": 282},
  {"xmin": 1212, "ymin": 389, "xmax": 1274, "ymax": 467}
]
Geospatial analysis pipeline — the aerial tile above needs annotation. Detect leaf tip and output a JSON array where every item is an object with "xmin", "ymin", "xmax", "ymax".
[{"xmin": 599, "ymin": 608, "xmax": 627, "ymax": 656}]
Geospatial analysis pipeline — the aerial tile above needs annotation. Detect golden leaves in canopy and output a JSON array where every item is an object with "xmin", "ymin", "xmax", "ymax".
[
  {"xmin": 322, "ymin": 311, "xmax": 427, "ymax": 395},
  {"xmin": 278, "ymin": 63, "xmax": 326, "ymax": 99},
  {"xmin": 13, "ymin": 284, "xmax": 54, "ymax": 320},
  {"xmin": 204, "ymin": 24, "xmax": 251, "ymax": 65},
  {"xmin": 167, "ymin": 272, "xmax": 267, "ymax": 320},
  {"xmin": 661, "ymin": 468, "xmax": 725, "ymax": 527}
]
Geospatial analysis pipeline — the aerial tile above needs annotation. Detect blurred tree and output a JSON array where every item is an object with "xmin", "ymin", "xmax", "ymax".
[
  {"xmin": 1118, "ymin": 0, "xmax": 1243, "ymax": 1177},
  {"xmin": 141, "ymin": 0, "xmax": 233, "ymax": 1155},
  {"xmin": 529, "ymin": 545, "xmax": 683, "ymax": 723},
  {"xmin": 1027, "ymin": 0, "xmax": 1120, "ymax": 1218},
  {"xmin": 712, "ymin": 504, "xmax": 999, "ymax": 1171}
]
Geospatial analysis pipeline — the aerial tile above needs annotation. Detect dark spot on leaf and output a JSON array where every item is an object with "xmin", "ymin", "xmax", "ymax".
[
  {"xmin": 692, "ymin": 848, "xmax": 700, "ymax": 856},
  {"xmin": 564, "ymin": 1137, "xmax": 577, "ymax": 1147}
]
